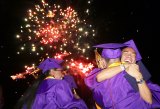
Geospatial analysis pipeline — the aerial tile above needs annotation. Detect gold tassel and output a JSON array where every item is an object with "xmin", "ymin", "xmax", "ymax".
[{"xmin": 94, "ymin": 49, "xmax": 102, "ymax": 68}]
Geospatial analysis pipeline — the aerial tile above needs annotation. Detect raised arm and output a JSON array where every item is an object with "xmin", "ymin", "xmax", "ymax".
[
  {"xmin": 125, "ymin": 64, "xmax": 152, "ymax": 104},
  {"xmin": 96, "ymin": 63, "xmax": 128, "ymax": 82}
]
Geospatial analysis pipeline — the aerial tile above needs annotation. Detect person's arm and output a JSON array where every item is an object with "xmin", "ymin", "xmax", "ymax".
[
  {"xmin": 126, "ymin": 64, "xmax": 152, "ymax": 104},
  {"xmin": 96, "ymin": 63, "xmax": 128, "ymax": 82},
  {"xmin": 136, "ymin": 77, "xmax": 152, "ymax": 104}
]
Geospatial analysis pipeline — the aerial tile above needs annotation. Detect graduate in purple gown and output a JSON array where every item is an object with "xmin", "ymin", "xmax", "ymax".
[
  {"xmin": 85, "ymin": 43, "xmax": 128, "ymax": 108},
  {"xmin": 15, "ymin": 58, "xmax": 88, "ymax": 109},
  {"xmin": 85, "ymin": 39, "xmax": 160, "ymax": 109}
]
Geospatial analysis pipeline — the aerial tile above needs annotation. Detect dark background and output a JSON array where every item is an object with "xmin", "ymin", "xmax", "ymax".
[{"xmin": 0, "ymin": 0, "xmax": 160, "ymax": 108}]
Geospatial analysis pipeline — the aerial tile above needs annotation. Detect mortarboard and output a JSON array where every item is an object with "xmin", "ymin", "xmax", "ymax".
[
  {"xmin": 124, "ymin": 39, "xmax": 142, "ymax": 61},
  {"xmin": 93, "ymin": 43, "xmax": 127, "ymax": 59},
  {"xmin": 38, "ymin": 58, "xmax": 63, "ymax": 73}
]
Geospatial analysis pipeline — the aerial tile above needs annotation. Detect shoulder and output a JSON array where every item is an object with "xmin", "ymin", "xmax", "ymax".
[{"xmin": 86, "ymin": 68, "xmax": 102, "ymax": 77}]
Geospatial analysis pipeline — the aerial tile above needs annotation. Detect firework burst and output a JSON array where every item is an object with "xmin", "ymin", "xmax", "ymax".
[
  {"xmin": 12, "ymin": 0, "xmax": 96, "ymax": 79},
  {"xmin": 16, "ymin": 0, "xmax": 95, "ymax": 58}
]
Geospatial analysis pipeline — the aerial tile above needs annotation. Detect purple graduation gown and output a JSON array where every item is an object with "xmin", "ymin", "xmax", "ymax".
[
  {"xmin": 63, "ymin": 75, "xmax": 78, "ymax": 89},
  {"xmin": 84, "ymin": 68, "xmax": 160, "ymax": 109},
  {"xmin": 31, "ymin": 79, "xmax": 88, "ymax": 109}
]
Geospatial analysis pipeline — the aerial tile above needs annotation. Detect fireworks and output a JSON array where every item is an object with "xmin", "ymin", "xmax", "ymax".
[
  {"xmin": 12, "ymin": 0, "xmax": 95, "ymax": 79},
  {"xmin": 11, "ymin": 65, "xmax": 40, "ymax": 80},
  {"xmin": 16, "ymin": 0, "xmax": 95, "ymax": 58},
  {"xmin": 11, "ymin": 52, "xmax": 94, "ymax": 80},
  {"xmin": 54, "ymin": 51, "xmax": 71, "ymax": 59},
  {"xmin": 68, "ymin": 60, "xmax": 94, "ymax": 76}
]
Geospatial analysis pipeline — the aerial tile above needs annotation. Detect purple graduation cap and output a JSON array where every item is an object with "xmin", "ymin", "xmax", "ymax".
[
  {"xmin": 93, "ymin": 43, "xmax": 127, "ymax": 59},
  {"xmin": 38, "ymin": 58, "xmax": 63, "ymax": 73},
  {"xmin": 124, "ymin": 39, "xmax": 142, "ymax": 61}
]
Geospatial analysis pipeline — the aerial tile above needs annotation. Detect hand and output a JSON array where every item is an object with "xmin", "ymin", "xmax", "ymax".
[
  {"xmin": 123, "ymin": 62, "xmax": 130, "ymax": 69},
  {"xmin": 125, "ymin": 64, "xmax": 143, "ymax": 79}
]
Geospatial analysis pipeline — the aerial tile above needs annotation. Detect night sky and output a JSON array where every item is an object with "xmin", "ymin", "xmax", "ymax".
[{"xmin": 0, "ymin": 0, "xmax": 160, "ymax": 108}]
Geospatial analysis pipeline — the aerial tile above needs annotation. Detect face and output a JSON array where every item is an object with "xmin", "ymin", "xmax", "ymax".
[
  {"xmin": 121, "ymin": 47, "xmax": 136, "ymax": 64},
  {"xmin": 49, "ymin": 68, "xmax": 63, "ymax": 79}
]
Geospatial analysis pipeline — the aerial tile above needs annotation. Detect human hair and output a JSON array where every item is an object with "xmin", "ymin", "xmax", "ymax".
[
  {"xmin": 14, "ymin": 71, "xmax": 50, "ymax": 109},
  {"xmin": 104, "ymin": 58, "xmax": 110, "ymax": 63}
]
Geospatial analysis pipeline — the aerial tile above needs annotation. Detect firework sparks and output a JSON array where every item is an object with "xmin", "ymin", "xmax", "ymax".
[
  {"xmin": 54, "ymin": 51, "xmax": 71, "ymax": 59},
  {"xmin": 11, "ymin": 53, "xmax": 94, "ymax": 79},
  {"xmin": 11, "ymin": 65, "xmax": 40, "ymax": 80},
  {"xmin": 16, "ymin": 0, "xmax": 95, "ymax": 58},
  {"xmin": 12, "ymin": 0, "xmax": 95, "ymax": 79},
  {"xmin": 67, "ymin": 59, "xmax": 94, "ymax": 76}
]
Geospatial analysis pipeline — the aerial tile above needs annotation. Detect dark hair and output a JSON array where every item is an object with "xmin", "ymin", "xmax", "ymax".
[
  {"xmin": 14, "ymin": 71, "xmax": 50, "ymax": 109},
  {"xmin": 104, "ymin": 58, "xmax": 110, "ymax": 63}
]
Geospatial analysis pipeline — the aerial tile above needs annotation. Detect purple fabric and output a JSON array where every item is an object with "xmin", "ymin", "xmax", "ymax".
[
  {"xmin": 124, "ymin": 39, "xmax": 142, "ymax": 61},
  {"xmin": 63, "ymin": 75, "xmax": 78, "ymax": 89},
  {"xmin": 38, "ymin": 58, "xmax": 63, "ymax": 69},
  {"xmin": 38, "ymin": 58, "xmax": 63, "ymax": 73},
  {"xmin": 93, "ymin": 43, "xmax": 127, "ymax": 59},
  {"xmin": 31, "ymin": 79, "xmax": 88, "ymax": 109},
  {"xmin": 101, "ymin": 49, "xmax": 121, "ymax": 59},
  {"xmin": 93, "ymin": 43, "xmax": 127, "ymax": 49},
  {"xmin": 147, "ymin": 81, "xmax": 160, "ymax": 108},
  {"xmin": 84, "ymin": 68, "xmax": 102, "ymax": 90},
  {"xmin": 85, "ymin": 69, "xmax": 160, "ymax": 109}
]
